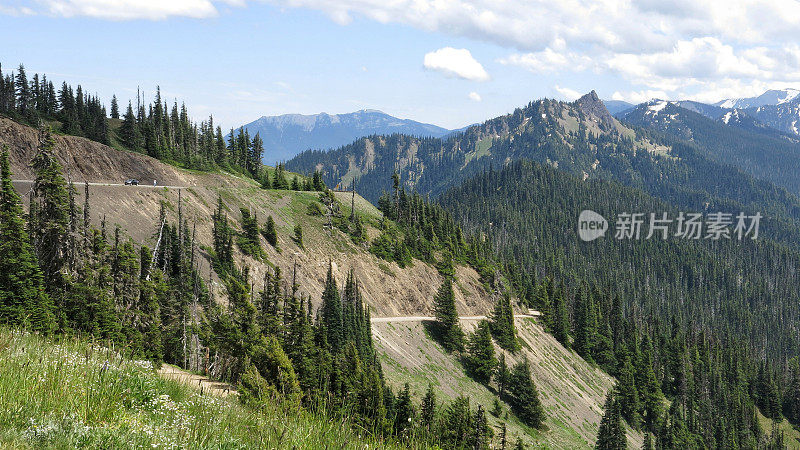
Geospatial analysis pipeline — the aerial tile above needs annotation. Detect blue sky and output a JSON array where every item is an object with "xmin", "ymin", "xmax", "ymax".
[{"xmin": 2, "ymin": 1, "xmax": 800, "ymax": 130}]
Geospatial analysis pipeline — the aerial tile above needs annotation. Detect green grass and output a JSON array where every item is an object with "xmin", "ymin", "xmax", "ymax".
[
  {"xmin": 756, "ymin": 408, "xmax": 800, "ymax": 449},
  {"xmin": 463, "ymin": 137, "xmax": 493, "ymax": 167},
  {"xmin": 0, "ymin": 328, "xmax": 405, "ymax": 449}
]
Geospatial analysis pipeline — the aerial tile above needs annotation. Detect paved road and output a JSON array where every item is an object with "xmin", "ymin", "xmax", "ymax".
[
  {"xmin": 12, "ymin": 179, "xmax": 187, "ymax": 189},
  {"xmin": 371, "ymin": 314, "xmax": 539, "ymax": 323}
]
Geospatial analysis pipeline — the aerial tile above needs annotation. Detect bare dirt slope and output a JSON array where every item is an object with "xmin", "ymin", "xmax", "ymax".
[
  {"xmin": 3, "ymin": 117, "xmax": 493, "ymax": 316},
  {"xmin": 0, "ymin": 116, "xmax": 240, "ymax": 188}
]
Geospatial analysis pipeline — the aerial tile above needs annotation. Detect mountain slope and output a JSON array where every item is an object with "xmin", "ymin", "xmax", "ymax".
[
  {"xmin": 438, "ymin": 158, "xmax": 800, "ymax": 368},
  {"xmin": 0, "ymin": 118, "xmax": 638, "ymax": 447},
  {"xmin": 601, "ymin": 99, "xmax": 634, "ymax": 115},
  {"xmin": 742, "ymin": 98, "xmax": 800, "ymax": 137},
  {"xmin": 288, "ymin": 91, "xmax": 643, "ymax": 201},
  {"xmin": 237, "ymin": 110, "xmax": 452, "ymax": 165},
  {"xmin": 376, "ymin": 318, "xmax": 643, "ymax": 448},
  {"xmin": 618, "ymin": 100, "xmax": 800, "ymax": 197},
  {"xmin": 0, "ymin": 328, "xmax": 395, "ymax": 449},
  {"xmin": 287, "ymin": 92, "xmax": 800, "ymax": 247}
]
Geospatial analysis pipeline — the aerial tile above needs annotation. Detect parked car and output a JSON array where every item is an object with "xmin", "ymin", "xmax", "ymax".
[{"xmin": 125, "ymin": 179, "xmax": 139, "ymax": 186}]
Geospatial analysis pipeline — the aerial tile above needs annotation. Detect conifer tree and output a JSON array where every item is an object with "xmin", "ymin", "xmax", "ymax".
[
  {"xmin": 421, "ymin": 384, "xmax": 437, "ymax": 432},
  {"xmin": 251, "ymin": 335, "xmax": 302, "ymax": 408},
  {"xmin": 394, "ymin": 383, "xmax": 414, "ymax": 437},
  {"xmin": 471, "ymin": 404, "xmax": 491, "ymax": 450},
  {"xmin": 293, "ymin": 224, "xmax": 303, "ymax": 249},
  {"xmin": 636, "ymin": 335, "xmax": 663, "ymax": 432},
  {"xmin": 496, "ymin": 353, "xmax": 511, "ymax": 398},
  {"xmin": 573, "ymin": 286, "xmax": 597, "ymax": 362},
  {"xmin": 433, "ymin": 277, "xmax": 463, "ymax": 352},
  {"xmin": 30, "ymin": 129, "xmax": 70, "ymax": 301},
  {"xmin": 615, "ymin": 349, "xmax": 641, "ymax": 428},
  {"xmin": 137, "ymin": 246, "xmax": 163, "ymax": 362},
  {"xmin": 119, "ymin": 101, "xmax": 140, "ymax": 149},
  {"xmin": 595, "ymin": 390, "xmax": 626, "ymax": 450},
  {"xmin": 550, "ymin": 283, "xmax": 570, "ymax": 347},
  {"xmin": 507, "ymin": 359, "xmax": 544, "ymax": 428},
  {"xmin": 442, "ymin": 396, "xmax": 473, "ymax": 448},
  {"xmin": 237, "ymin": 208, "xmax": 261, "ymax": 257},
  {"xmin": 15, "ymin": 64, "xmax": 30, "ymax": 115},
  {"xmin": 110, "ymin": 94, "xmax": 119, "ymax": 119},
  {"xmin": 263, "ymin": 215, "xmax": 278, "ymax": 247},
  {"xmin": 0, "ymin": 147, "xmax": 55, "ymax": 333},
  {"xmin": 491, "ymin": 292, "xmax": 518, "ymax": 351},
  {"xmin": 464, "ymin": 319, "xmax": 497, "ymax": 384},
  {"xmin": 320, "ymin": 263, "xmax": 343, "ymax": 353}
]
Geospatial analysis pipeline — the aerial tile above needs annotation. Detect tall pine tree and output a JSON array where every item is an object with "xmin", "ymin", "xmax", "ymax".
[
  {"xmin": 433, "ymin": 277, "xmax": 463, "ymax": 352},
  {"xmin": 0, "ymin": 147, "xmax": 55, "ymax": 333}
]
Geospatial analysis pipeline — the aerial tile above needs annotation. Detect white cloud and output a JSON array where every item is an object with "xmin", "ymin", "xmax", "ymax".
[
  {"xmin": 611, "ymin": 89, "xmax": 670, "ymax": 104},
  {"xmin": 468, "ymin": 91, "xmax": 481, "ymax": 102},
  {"xmin": 20, "ymin": 0, "xmax": 219, "ymax": 20},
  {"xmin": 498, "ymin": 48, "xmax": 593, "ymax": 74},
  {"xmin": 554, "ymin": 85, "xmax": 581, "ymax": 101},
  {"xmin": 9, "ymin": 0, "xmax": 800, "ymax": 104},
  {"xmin": 266, "ymin": 0, "xmax": 800, "ymax": 52},
  {"xmin": 264, "ymin": 0, "xmax": 800, "ymax": 103},
  {"xmin": 0, "ymin": 5, "xmax": 35, "ymax": 15},
  {"xmin": 423, "ymin": 47, "xmax": 489, "ymax": 82}
]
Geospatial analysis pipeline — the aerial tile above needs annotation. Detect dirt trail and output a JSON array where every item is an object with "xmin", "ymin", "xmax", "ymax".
[{"xmin": 158, "ymin": 364, "xmax": 237, "ymax": 397}]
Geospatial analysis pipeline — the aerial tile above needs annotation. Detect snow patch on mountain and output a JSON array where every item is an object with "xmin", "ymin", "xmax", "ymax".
[{"xmin": 647, "ymin": 100, "xmax": 668, "ymax": 114}]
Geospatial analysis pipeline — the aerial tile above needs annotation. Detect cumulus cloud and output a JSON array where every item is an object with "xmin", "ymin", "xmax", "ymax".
[
  {"xmin": 498, "ymin": 48, "xmax": 592, "ymax": 74},
  {"xmin": 263, "ymin": 0, "xmax": 800, "ymax": 102},
  {"xmin": 611, "ymin": 89, "xmax": 670, "ymax": 104},
  {"xmin": 10, "ymin": 0, "xmax": 800, "ymax": 102},
  {"xmin": 468, "ymin": 91, "xmax": 481, "ymax": 102},
  {"xmin": 423, "ymin": 47, "xmax": 489, "ymax": 81},
  {"xmin": 554, "ymin": 85, "xmax": 581, "ymax": 101},
  {"xmin": 0, "ymin": 5, "xmax": 35, "ymax": 15},
  {"xmin": 11, "ymin": 0, "xmax": 219, "ymax": 19}
]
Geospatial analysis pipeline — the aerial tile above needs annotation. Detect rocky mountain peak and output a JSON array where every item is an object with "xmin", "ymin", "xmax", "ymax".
[{"xmin": 575, "ymin": 90, "xmax": 614, "ymax": 124}]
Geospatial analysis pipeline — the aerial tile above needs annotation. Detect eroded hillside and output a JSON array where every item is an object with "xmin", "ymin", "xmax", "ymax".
[{"xmin": 375, "ymin": 318, "xmax": 644, "ymax": 448}]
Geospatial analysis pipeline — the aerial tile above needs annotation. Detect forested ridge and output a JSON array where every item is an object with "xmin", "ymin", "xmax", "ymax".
[
  {"xmin": 0, "ymin": 62, "xmax": 273, "ymax": 179},
  {"xmin": 287, "ymin": 93, "xmax": 800, "ymax": 247},
  {"xmin": 619, "ymin": 101, "xmax": 800, "ymax": 197},
  {"xmin": 438, "ymin": 159, "xmax": 798, "ymax": 447}
]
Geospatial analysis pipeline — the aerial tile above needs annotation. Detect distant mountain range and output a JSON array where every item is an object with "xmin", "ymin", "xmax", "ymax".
[
  {"xmin": 242, "ymin": 89, "xmax": 800, "ymax": 166},
  {"xmin": 235, "ymin": 110, "xmax": 453, "ymax": 165},
  {"xmin": 616, "ymin": 99, "xmax": 800, "ymax": 196},
  {"xmin": 714, "ymin": 89, "xmax": 800, "ymax": 109},
  {"xmin": 600, "ymin": 100, "xmax": 634, "ymax": 115},
  {"xmin": 609, "ymin": 88, "xmax": 800, "ymax": 138}
]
